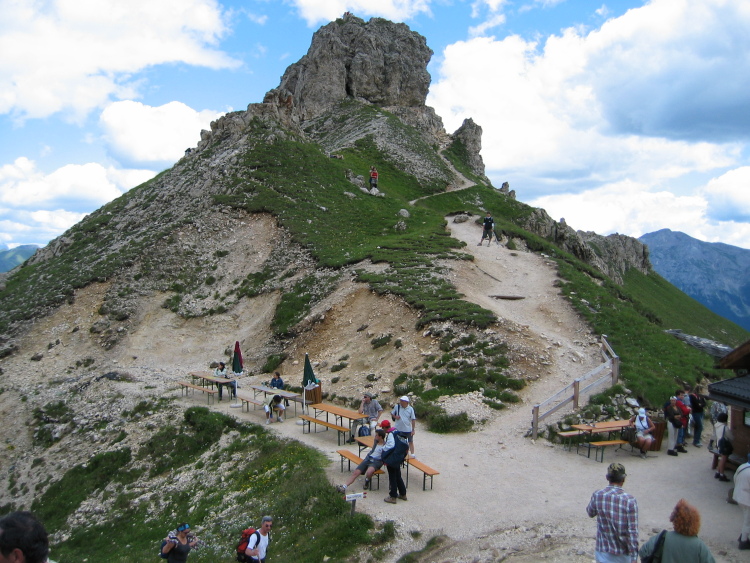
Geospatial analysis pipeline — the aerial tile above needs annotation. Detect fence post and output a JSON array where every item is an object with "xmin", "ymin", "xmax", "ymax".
[
  {"xmin": 532, "ymin": 405, "xmax": 539, "ymax": 439},
  {"xmin": 612, "ymin": 355, "xmax": 620, "ymax": 385},
  {"xmin": 573, "ymin": 379, "xmax": 580, "ymax": 408}
]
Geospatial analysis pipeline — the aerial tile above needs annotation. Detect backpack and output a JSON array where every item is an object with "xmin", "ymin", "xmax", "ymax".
[
  {"xmin": 382, "ymin": 435, "xmax": 410, "ymax": 468},
  {"xmin": 358, "ymin": 424, "xmax": 371, "ymax": 437},
  {"xmin": 483, "ymin": 216, "xmax": 493, "ymax": 229},
  {"xmin": 236, "ymin": 528, "xmax": 261, "ymax": 562}
]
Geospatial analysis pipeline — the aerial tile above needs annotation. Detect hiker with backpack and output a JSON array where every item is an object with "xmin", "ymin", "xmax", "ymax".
[
  {"xmin": 161, "ymin": 523, "xmax": 199, "ymax": 562},
  {"xmin": 391, "ymin": 396, "xmax": 417, "ymax": 458},
  {"xmin": 382, "ymin": 430, "xmax": 409, "ymax": 504},
  {"xmin": 237, "ymin": 516, "xmax": 273, "ymax": 563},
  {"xmin": 348, "ymin": 392, "xmax": 383, "ymax": 443},
  {"xmin": 477, "ymin": 212, "xmax": 494, "ymax": 247},
  {"xmin": 369, "ymin": 166, "xmax": 378, "ymax": 189}
]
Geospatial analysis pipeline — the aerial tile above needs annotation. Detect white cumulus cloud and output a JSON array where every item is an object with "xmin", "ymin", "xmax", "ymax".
[
  {"xmin": 0, "ymin": 0, "xmax": 239, "ymax": 121},
  {"xmin": 289, "ymin": 0, "xmax": 432, "ymax": 26},
  {"xmin": 99, "ymin": 101, "xmax": 224, "ymax": 165}
]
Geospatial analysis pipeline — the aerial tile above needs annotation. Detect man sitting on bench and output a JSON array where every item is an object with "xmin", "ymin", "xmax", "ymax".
[
  {"xmin": 214, "ymin": 362, "xmax": 237, "ymax": 400},
  {"xmin": 348, "ymin": 392, "xmax": 383, "ymax": 443},
  {"xmin": 336, "ymin": 429, "xmax": 391, "ymax": 492}
]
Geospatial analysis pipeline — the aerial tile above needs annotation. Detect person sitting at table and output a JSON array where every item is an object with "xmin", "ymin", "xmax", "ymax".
[
  {"xmin": 629, "ymin": 407, "xmax": 655, "ymax": 459},
  {"xmin": 265, "ymin": 395, "xmax": 285, "ymax": 424},
  {"xmin": 348, "ymin": 392, "xmax": 383, "ymax": 443},
  {"xmin": 270, "ymin": 372, "xmax": 289, "ymax": 406},
  {"xmin": 214, "ymin": 362, "xmax": 237, "ymax": 401},
  {"xmin": 336, "ymin": 429, "xmax": 392, "ymax": 492}
]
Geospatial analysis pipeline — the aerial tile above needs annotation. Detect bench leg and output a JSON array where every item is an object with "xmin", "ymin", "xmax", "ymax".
[{"xmin": 596, "ymin": 446, "xmax": 605, "ymax": 463}]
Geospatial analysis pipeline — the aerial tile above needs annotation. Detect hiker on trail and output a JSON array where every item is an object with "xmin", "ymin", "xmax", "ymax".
[
  {"xmin": 0, "ymin": 511, "xmax": 49, "ymax": 563},
  {"xmin": 369, "ymin": 166, "xmax": 378, "ymax": 189},
  {"xmin": 478, "ymin": 212, "xmax": 494, "ymax": 246},
  {"xmin": 161, "ymin": 523, "xmax": 199, "ymax": 562},
  {"xmin": 586, "ymin": 463, "xmax": 639, "ymax": 563},
  {"xmin": 348, "ymin": 392, "xmax": 383, "ymax": 443},
  {"xmin": 265, "ymin": 395, "xmax": 285, "ymax": 424},
  {"xmin": 244, "ymin": 516, "xmax": 273, "ymax": 562}
]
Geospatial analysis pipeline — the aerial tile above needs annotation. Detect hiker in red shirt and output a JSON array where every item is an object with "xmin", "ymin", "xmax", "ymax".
[{"xmin": 370, "ymin": 166, "xmax": 378, "ymax": 189}]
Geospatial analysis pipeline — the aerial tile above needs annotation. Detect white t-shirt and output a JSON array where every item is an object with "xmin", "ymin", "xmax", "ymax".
[
  {"xmin": 247, "ymin": 530, "xmax": 270, "ymax": 560},
  {"xmin": 391, "ymin": 404, "xmax": 416, "ymax": 433}
]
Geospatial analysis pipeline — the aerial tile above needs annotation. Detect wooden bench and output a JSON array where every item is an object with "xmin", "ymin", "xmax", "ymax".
[
  {"xmin": 299, "ymin": 415, "xmax": 349, "ymax": 445},
  {"xmin": 557, "ymin": 430, "xmax": 582, "ymax": 451},
  {"xmin": 585, "ymin": 440, "xmax": 629, "ymax": 463},
  {"xmin": 178, "ymin": 381, "xmax": 218, "ymax": 404},
  {"xmin": 236, "ymin": 391, "xmax": 264, "ymax": 413},
  {"xmin": 336, "ymin": 450, "xmax": 383, "ymax": 489},
  {"xmin": 406, "ymin": 457, "xmax": 439, "ymax": 490}
]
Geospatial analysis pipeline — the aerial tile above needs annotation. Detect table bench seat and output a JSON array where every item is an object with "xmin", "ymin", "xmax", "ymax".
[
  {"xmin": 336, "ymin": 449, "xmax": 383, "ymax": 489},
  {"xmin": 178, "ymin": 381, "xmax": 218, "ymax": 404},
  {"xmin": 406, "ymin": 457, "xmax": 439, "ymax": 490},
  {"xmin": 300, "ymin": 415, "xmax": 349, "ymax": 445},
  {"xmin": 585, "ymin": 440, "xmax": 629, "ymax": 463},
  {"xmin": 236, "ymin": 391, "xmax": 264, "ymax": 413}
]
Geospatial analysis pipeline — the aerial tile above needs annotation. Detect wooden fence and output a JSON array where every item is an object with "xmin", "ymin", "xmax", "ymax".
[{"xmin": 530, "ymin": 336, "xmax": 619, "ymax": 439}]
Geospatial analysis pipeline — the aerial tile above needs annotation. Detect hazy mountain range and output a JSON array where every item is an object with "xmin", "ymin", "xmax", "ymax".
[
  {"xmin": 0, "ymin": 244, "xmax": 37, "ymax": 272},
  {"xmin": 640, "ymin": 228, "xmax": 750, "ymax": 332}
]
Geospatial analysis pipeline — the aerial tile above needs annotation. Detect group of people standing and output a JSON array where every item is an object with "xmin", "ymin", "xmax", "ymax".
[
  {"xmin": 337, "ymin": 393, "xmax": 417, "ymax": 504},
  {"xmin": 663, "ymin": 387, "xmax": 706, "ymax": 457}
]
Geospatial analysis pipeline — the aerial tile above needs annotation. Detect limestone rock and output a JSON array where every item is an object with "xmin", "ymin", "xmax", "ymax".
[{"xmin": 451, "ymin": 118, "xmax": 487, "ymax": 178}]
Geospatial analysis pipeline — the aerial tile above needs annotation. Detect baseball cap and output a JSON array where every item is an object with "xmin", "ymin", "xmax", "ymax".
[
  {"xmin": 638, "ymin": 408, "xmax": 646, "ymax": 417},
  {"xmin": 607, "ymin": 463, "xmax": 627, "ymax": 481},
  {"xmin": 380, "ymin": 420, "xmax": 391, "ymax": 429},
  {"xmin": 399, "ymin": 396, "xmax": 410, "ymax": 402},
  {"xmin": 363, "ymin": 392, "xmax": 373, "ymax": 398}
]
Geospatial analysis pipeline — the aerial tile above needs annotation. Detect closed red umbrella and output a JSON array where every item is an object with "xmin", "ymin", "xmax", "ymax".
[{"xmin": 232, "ymin": 341, "xmax": 243, "ymax": 374}]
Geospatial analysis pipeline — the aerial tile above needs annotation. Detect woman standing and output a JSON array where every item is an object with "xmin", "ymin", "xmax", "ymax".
[
  {"xmin": 161, "ymin": 523, "xmax": 199, "ymax": 563},
  {"xmin": 639, "ymin": 499, "xmax": 715, "ymax": 562}
]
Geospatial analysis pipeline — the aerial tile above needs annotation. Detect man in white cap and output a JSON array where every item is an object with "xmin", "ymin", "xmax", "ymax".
[{"xmin": 391, "ymin": 396, "xmax": 416, "ymax": 458}]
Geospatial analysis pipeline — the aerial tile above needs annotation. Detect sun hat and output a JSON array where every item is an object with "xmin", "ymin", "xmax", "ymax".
[{"xmin": 399, "ymin": 396, "xmax": 410, "ymax": 402}]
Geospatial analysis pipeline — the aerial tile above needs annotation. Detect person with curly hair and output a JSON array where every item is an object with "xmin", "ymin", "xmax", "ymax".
[{"xmin": 639, "ymin": 499, "xmax": 715, "ymax": 562}]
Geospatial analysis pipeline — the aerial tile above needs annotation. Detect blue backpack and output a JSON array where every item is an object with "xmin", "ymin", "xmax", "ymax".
[
  {"xmin": 358, "ymin": 424, "xmax": 371, "ymax": 437},
  {"xmin": 383, "ymin": 435, "xmax": 409, "ymax": 467}
]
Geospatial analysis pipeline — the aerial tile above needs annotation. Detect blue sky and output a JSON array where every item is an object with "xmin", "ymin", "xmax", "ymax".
[{"xmin": 2, "ymin": 0, "xmax": 750, "ymax": 250}]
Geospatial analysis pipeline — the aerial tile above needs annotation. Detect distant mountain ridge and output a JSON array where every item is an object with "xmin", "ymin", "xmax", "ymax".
[
  {"xmin": 0, "ymin": 245, "xmax": 37, "ymax": 272},
  {"xmin": 640, "ymin": 228, "xmax": 750, "ymax": 331}
]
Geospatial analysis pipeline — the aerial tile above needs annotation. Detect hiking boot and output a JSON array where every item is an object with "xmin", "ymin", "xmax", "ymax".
[
  {"xmin": 335, "ymin": 485, "xmax": 346, "ymax": 493},
  {"xmin": 363, "ymin": 479, "xmax": 370, "ymax": 490},
  {"xmin": 384, "ymin": 496, "xmax": 397, "ymax": 504},
  {"xmin": 739, "ymin": 539, "xmax": 750, "ymax": 550},
  {"xmin": 477, "ymin": 242, "xmax": 482, "ymax": 246},
  {"xmin": 676, "ymin": 446, "xmax": 687, "ymax": 453},
  {"xmin": 693, "ymin": 442, "xmax": 702, "ymax": 447},
  {"xmin": 718, "ymin": 474, "xmax": 730, "ymax": 482},
  {"xmin": 667, "ymin": 450, "xmax": 678, "ymax": 456},
  {"xmin": 398, "ymin": 494, "xmax": 408, "ymax": 501},
  {"xmin": 278, "ymin": 417, "xmax": 283, "ymax": 422},
  {"xmin": 266, "ymin": 419, "xmax": 271, "ymax": 425},
  {"xmin": 640, "ymin": 452, "xmax": 647, "ymax": 459}
]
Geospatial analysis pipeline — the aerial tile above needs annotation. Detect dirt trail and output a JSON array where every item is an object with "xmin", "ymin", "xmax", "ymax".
[{"xmin": 226, "ymin": 216, "xmax": 745, "ymax": 562}]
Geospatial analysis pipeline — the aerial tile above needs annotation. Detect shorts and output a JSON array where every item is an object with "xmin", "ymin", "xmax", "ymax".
[
  {"xmin": 356, "ymin": 456, "xmax": 383, "ymax": 473},
  {"xmin": 397, "ymin": 431, "xmax": 413, "ymax": 443},
  {"xmin": 264, "ymin": 404, "xmax": 285, "ymax": 413},
  {"xmin": 636, "ymin": 431, "xmax": 652, "ymax": 440}
]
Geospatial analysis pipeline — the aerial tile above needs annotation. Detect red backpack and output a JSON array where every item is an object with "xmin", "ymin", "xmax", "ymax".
[{"xmin": 236, "ymin": 528, "xmax": 260, "ymax": 562}]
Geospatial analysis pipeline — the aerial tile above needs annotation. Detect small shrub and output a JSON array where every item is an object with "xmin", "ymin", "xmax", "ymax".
[
  {"xmin": 371, "ymin": 334, "xmax": 392, "ymax": 348},
  {"xmin": 262, "ymin": 353, "xmax": 287, "ymax": 373}
]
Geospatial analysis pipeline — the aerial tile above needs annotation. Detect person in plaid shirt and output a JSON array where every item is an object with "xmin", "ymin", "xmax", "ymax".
[{"xmin": 586, "ymin": 463, "xmax": 639, "ymax": 563}]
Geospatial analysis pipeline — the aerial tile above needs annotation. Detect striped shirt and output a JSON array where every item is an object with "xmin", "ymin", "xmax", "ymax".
[{"xmin": 586, "ymin": 485, "xmax": 639, "ymax": 558}]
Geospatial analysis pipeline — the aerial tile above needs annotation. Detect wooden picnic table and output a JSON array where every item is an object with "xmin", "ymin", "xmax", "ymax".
[
  {"xmin": 572, "ymin": 420, "xmax": 633, "ymax": 461},
  {"xmin": 189, "ymin": 371, "xmax": 239, "ymax": 402},
  {"xmin": 311, "ymin": 403, "xmax": 368, "ymax": 432},
  {"xmin": 247, "ymin": 384, "xmax": 305, "ymax": 418}
]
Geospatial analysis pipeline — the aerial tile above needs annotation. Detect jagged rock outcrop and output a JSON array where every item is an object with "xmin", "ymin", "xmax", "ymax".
[
  {"xmin": 265, "ymin": 14, "xmax": 433, "ymax": 122},
  {"xmin": 521, "ymin": 209, "xmax": 650, "ymax": 284},
  {"xmin": 452, "ymin": 118, "xmax": 487, "ymax": 178}
]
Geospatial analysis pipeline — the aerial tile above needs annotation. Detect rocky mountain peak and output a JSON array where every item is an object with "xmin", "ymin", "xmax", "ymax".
[{"xmin": 264, "ymin": 14, "xmax": 433, "ymax": 122}]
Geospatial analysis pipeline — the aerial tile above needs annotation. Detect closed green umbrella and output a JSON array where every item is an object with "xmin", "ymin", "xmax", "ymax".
[{"xmin": 302, "ymin": 353, "xmax": 320, "ymax": 411}]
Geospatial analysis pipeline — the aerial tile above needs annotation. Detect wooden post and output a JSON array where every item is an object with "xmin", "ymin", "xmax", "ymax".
[
  {"xmin": 532, "ymin": 405, "xmax": 540, "ymax": 439},
  {"xmin": 612, "ymin": 356, "xmax": 620, "ymax": 385},
  {"xmin": 573, "ymin": 379, "xmax": 581, "ymax": 408}
]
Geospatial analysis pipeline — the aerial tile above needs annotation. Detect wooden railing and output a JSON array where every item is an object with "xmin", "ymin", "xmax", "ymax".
[{"xmin": 530, "ymin": 336, "xmax": 619, "ymax": 439}]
